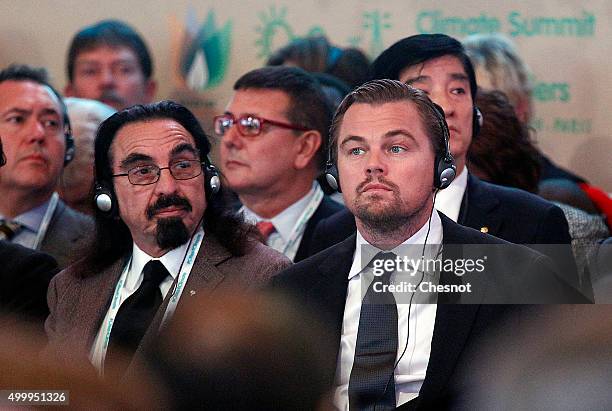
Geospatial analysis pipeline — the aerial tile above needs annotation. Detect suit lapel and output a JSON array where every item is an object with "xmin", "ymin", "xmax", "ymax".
[
  {"xmin": 461, "ymin": 174, "xmax": 502, "ymax": 236},
  {"xmin": 293, "ymin": 195, "xmax": 343, "ymax": 262},
  {"xmin": 73, "ymin": 258, "xmax": 126, "ymax": 351},
  {"xmin": 307, "ymin": 234, "xmax": 356, "ymax": 370},
  {"xmin": 416, "ymin": 216, "xmax": 481, "ymax": 406},
  {"xmin": 293, "ymin": 201, "xmax": 322, "ymax": 262},
  {"xmin": 135, "ymin": 234, "xmax": 230, "ymax": 355}
]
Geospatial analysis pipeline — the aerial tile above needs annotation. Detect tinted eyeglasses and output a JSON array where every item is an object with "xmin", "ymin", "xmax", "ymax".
[
  {"xmin": 112, "ymin": 159, "xmax": 204, "ymax": 185},
  {"xmin": 213, "ymin": 113, "xmax": 309, "ymax": 138}
]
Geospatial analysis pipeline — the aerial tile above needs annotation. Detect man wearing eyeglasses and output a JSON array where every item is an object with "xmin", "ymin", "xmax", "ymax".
[
  {"xmin": 45, "ymin": 101, "xmax": 291, "ymax": 377},
  {"xmin": 217, "ymin": 66, "xmax": 343, "ymax": 262}
]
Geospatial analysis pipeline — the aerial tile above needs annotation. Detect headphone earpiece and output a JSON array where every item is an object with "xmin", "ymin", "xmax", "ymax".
[
  {"xmin": 64, "ymin": 131, "xmax": 75, "ymax": 166},
  {"xmin": 203, "ymin": 161, "xmax": 221, "ymax": 196},
  {"xmin": 94, "ymin": 183, "xmax": 117, "ymax": 217},
  {"xmin": 325, "ymin": 160, "xmax": 341, "ymax": 193},
  {"xmin": 431, "ymin": 103, "xmax": 456, "ymax": 190},
  {"xmin": 472, "ymin": 106, "xmax": 483, "ymax": 139},
  {"xmin": 59, "ymin": 99, "xmax": 75, "ymax": 166}
]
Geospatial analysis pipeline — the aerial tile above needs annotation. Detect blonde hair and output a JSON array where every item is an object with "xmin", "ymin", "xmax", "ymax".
[{"xmin": 463, "ymin": 34, "xmax": 533, "ymax": 123}]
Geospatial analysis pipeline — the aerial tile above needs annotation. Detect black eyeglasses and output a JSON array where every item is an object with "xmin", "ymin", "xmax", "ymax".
[
  {"xmin": 213, "ymin": 113, "xmax": 310, "ymax": 138},
  {"xmin": 112, "ymin": 160, "xmax": 204, "ymax": 185}
]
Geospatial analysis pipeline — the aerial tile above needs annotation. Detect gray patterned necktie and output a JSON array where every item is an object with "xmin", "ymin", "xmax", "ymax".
[{"xmin": 348, "ymin": 252, "xmax": 398, "ymax": 410}]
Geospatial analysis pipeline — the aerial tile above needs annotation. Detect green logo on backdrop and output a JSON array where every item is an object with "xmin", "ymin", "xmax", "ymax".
[
  {"xmin": 179, "ymin": 9, "xmax": 232, "ymax": 90},
  {"xmin": 254, "ymin": 6, "xmax": 391, "ymax": 59}
]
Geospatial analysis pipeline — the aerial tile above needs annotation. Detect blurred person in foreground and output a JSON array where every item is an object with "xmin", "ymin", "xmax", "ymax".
[
  {"xmin": 141, "ymin": 291, "xmax": 335, "ymax": 410},
  {"xmin": 0, "ymin": 320, "xmax": 168, "ymax": 410},
  {"xmin": 465, "ymin": 305, "xmax": 612, "ymax": 410}
]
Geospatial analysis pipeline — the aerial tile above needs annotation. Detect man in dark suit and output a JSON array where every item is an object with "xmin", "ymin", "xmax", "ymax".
[
  {"xmin": 46, "ymin": 101, "xmax": 290, "ymax": 377},
  {"xmin": 216, "ymin": 66, "xmax": 343, "ymax": 262},
  {"xmin": 308, "ymin": 34, "xmax": 580, "ymax": 291},
  {"xmin": 0, "ymin": 64, "xmax": 93, "ymax": 269},
  {"xmin": 272, "ymin": 80, "xmax": 581, "ymax": 410},
  {"xmin": 0, "ymin": 241, "xmax": 58, "ymax": 326},
  {"xmin": 0, "ymin": 137, "xmax": 59, "ymax": 328}
]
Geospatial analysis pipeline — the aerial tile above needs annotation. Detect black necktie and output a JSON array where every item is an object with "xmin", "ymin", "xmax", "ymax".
[
  {"xmin": 0, "ymin": 219, "xmax": 23, "ymax": 241},
  {"xmin": 349, "ymin": 252, "xmax": 398, "ymax": 411},
  {"xmin": 106, "ymin": 260, "xmax": 169, "ymax": 372}
]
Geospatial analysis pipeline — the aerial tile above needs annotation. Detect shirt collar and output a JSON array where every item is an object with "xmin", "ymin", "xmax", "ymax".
[
  {"xmin": 0, "ymin": 197, "xmax": 53, "ymax": 233},
  {"xmin": 434, "ymin": 166, "xmax": 468, "ymax": 222},
  {"xmin": 127, "ymin": 227, "xmax": 204, "ymax": 290},
  {"xmin": 348, "ymin": 210, "xmax": 443, "ymax": 280},
  {"xmin": 241, "ymin": 181, "xmax": 319, "ymax": 242}
]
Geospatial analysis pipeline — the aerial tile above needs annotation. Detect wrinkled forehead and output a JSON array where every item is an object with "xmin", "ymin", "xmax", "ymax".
[
  {"xmin": 109, "ymin": 119, "xmax": 197, "ymax": 164},
  {"xmin": 0, "ymin": 80, "xmax": 63, "ymax": 113}
]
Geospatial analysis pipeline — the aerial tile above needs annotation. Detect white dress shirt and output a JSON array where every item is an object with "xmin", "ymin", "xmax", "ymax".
[
  {"xmin": 333, "ymin": 211, "xmax": 443, "ymax": 409},
  {"xmin": 434, "ymin": 166, "xmax": 468, "ymax": 222},
  {"xmin": 241, "ymin": 181, "xmax": 323, "ymax": 261},
  {"xmin": 90, "ymin": 233, "xmax": 199, "ymax": 372}
]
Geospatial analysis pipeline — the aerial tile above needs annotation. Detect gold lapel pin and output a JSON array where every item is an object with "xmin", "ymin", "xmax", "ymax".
[
  {"xmin": 189, "ymin": 290, "xmax": 196, "ymax": 296},
  {"xmin": 480, "ymin": 226, "xmax": 489, "ymax": 233}
]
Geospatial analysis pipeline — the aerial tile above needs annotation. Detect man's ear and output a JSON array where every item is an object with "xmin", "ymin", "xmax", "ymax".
[
  {"xmin": 293, "ymin": 130, "xmax": 322, "ymax": 170},
  {"xmin": 64, "ymin": 83, "xmax": 75, "ymax": 97},
  {"xmin": 144, "ymin": 79, "xmax": 157, "ymax": 103}
]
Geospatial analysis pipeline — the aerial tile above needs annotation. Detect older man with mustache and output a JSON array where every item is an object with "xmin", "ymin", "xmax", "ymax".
[
  {"xmin": 45, "ymin": 101, "xmax": 291, "ymax": 378},
  {"xmin": 0, "ymin": 65, "xmax": 93, "ymax": 269}
]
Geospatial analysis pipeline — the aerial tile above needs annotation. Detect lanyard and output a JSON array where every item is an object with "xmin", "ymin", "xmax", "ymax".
[
  {"xmin": 33, "ymin": 192, "xmax": 59, "ymax": 250},
  {"xmin": 281, "ymin": 184, "xmax": 324, "ymax": 261},
  {"xmin": 99, "ymin": 230, "xmax": 204, "ymax": 368},
  {"xmin": 159, "ymin": 230, "xmax": 204, "ymax": 329}
]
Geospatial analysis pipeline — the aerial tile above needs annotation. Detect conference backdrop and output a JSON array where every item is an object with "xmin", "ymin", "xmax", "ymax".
[{"xmin": 1, "ymin": 0, "xmax": 610, "ymax": 190}]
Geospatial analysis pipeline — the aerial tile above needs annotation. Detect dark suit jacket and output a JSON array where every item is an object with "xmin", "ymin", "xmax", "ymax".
[
  {"xmin": 0, "ymin": 241, "xmax": 58, "ymax": 327},
  {"xmin": 272, "ymin": 213, "xmax": 582, "ymax": 410},
  {"xmin": 45, "ymin": 234, "xmax": 291, "ymax": 369},
  {"xmin": 294, "ymin": 196, "xmax": 344, "ymax": 262},
  {"xmin": 40, "ymin": 199, "xmax": 94, "ymax": 269},
  {"xmin": 309, "ymin": 174, "xmax": 580, "ymax": 289}
]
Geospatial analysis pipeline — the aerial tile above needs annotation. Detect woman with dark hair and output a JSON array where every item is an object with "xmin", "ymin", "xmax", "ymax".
[
  {"xmin": 468, "ymin": 90, "xmax": 541, "ymax": 193},
  {"xmin": 468, "ymin": 90, "xmax": 608, "ymax": 293}
]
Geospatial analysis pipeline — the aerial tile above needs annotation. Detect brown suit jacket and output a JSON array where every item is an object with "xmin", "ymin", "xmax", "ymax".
[
  {"xmin": 40, "ymin": 199, "xmax": 94, "ymax": 269},
  {"xmin": 45, "ymin": 234, "xmax": 291, "ymax": 367}
]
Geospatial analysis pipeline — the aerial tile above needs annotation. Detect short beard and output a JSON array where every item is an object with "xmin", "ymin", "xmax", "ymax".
[
  {"xmin": 156, "ymin": 217, "xmax": 190, "ymax": 250},
  {"xmin": 354, "ymin": 193, "xmax": 415, "ymax": 235}
]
